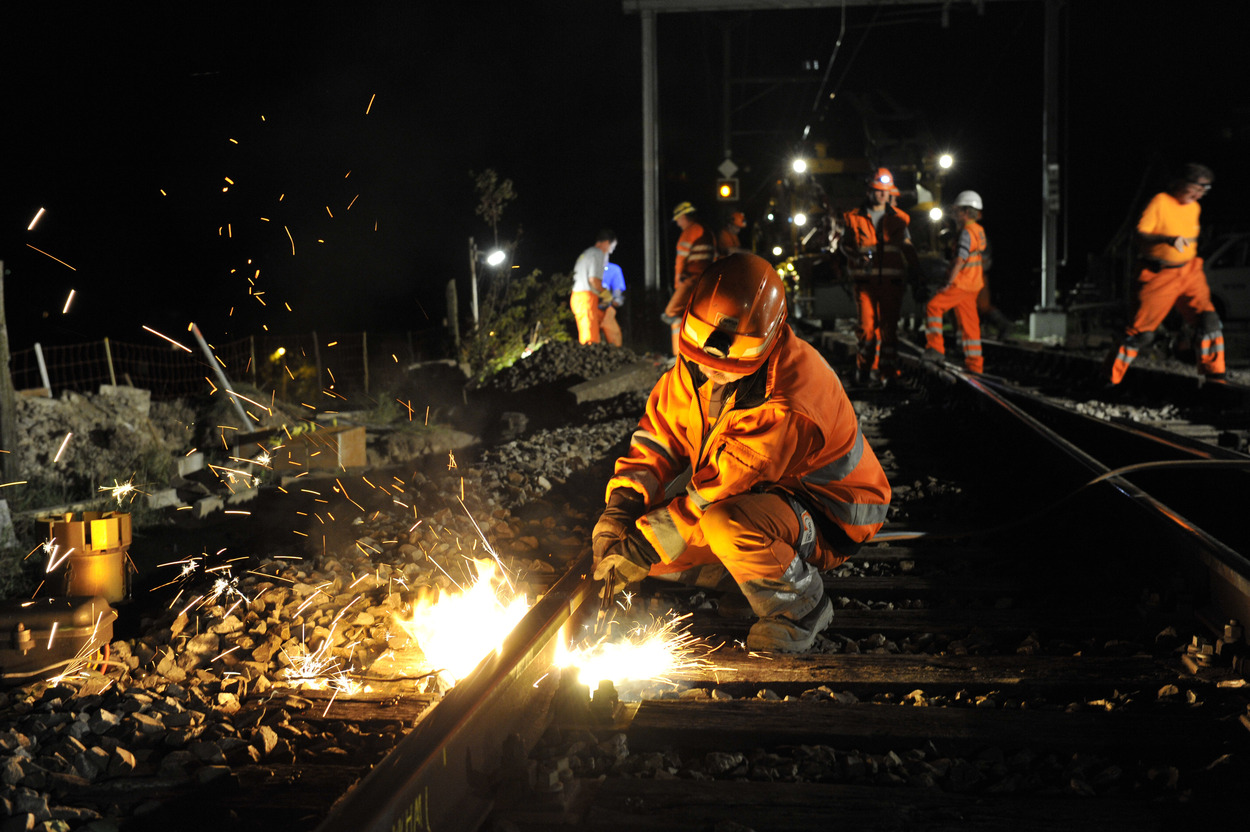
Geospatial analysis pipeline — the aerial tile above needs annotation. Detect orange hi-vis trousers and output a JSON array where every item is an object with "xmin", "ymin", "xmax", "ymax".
[
  {"xmin": 1109, "ymin": 258, "xmax": 1225, "ymax": 384},
  {"xmin": 854, "ymin": 280, "xmax": 905, "ymax": 377},
  {"xmin": 645, "ymin": 492, "xmax": 849, "ymax": 619},
  {"xmin": 925, "ymin": 284, "xmax": 983, "ymax": 373},
  {"xmin": 571, "ymin": 291, "xmax": 604, "ymax": 345},
  {"xmin": 599, "ymin": 305, "xmax": 622, "ymax": 347}
]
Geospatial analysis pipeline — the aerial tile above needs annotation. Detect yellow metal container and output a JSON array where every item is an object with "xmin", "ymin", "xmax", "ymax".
[{"xmin": 45, "ymin": 512, "xmax": 133, "ymax": 604}]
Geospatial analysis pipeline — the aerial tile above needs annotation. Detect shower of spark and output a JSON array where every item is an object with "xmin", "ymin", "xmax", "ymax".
[
  {"xmin": 99, "ymin": 477, "xmax": 143, "ymax": 506},
  {"xmin": 391, "ymin": 557, "xmax": 530, "ymax": 684},
  {"xmin": 558, "ymin": 611, "xmax": 713, "ymax": 686},
  {"xmin": 47, "ymin": 609, "xmax": 119, "ymax": 688}
]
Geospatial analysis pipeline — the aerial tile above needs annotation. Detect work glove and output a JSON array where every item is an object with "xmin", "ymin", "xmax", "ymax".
[
  {"xmin": 592, "ymin": 491, "xmax": 656, "ymax": 586},
  {"xmin": 593, "ymin": 530, "xmax": 660, "ymax": 586}
]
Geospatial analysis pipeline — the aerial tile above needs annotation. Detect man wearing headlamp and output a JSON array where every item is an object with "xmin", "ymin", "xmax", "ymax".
[{"xmin": 592, "ymin": 253, "xmax": 892, "ymax": 652}]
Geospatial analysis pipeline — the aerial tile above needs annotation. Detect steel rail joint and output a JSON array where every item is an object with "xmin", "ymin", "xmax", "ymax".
[{"xmin": 316, "ymin": 551, "xmax": 598, "ymax": 832}]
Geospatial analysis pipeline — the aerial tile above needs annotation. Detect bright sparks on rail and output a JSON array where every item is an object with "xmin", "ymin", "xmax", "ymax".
[
  {"xmin": 391, "ymin": 558, "xmax": 530, "ymax": 683},
  {"xmin": 558, "ymin": 611, "xmax": 710, "ymax": 686}
]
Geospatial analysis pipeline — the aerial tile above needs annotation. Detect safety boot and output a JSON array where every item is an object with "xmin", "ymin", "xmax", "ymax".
[{"xmin": 746, "ymin": 594, "xmax": 834, "ymax": 653}]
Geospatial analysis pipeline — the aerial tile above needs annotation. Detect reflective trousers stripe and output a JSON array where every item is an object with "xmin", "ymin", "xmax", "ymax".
[{"xmin": 925, "ymin": 285, "xmax": 983, "ymax": 373}]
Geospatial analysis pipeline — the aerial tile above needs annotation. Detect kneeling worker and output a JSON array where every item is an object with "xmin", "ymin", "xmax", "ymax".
[{"xmin": 592, "ymin": 253, "xmax": 892, "ymax": 652}]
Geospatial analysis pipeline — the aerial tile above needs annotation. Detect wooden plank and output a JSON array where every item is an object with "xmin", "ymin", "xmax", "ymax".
[
  {"xmin": 846, "ymin": 543, "xmax": 1001, "ymax": 563},
  {"xmin": 695, "ymin": 607, "xmax": 1132, "ymax": 639},
  {"xmin": 626, "ymin": 700, "xmax": 1238, "ymax": 757},
  {"xmin": 236, "ymin": 689, "xmax": 436, "ymax": 726},
  {"xmin": 62, "ymin": 762, "xmax": 368, "ymax": 811},
  {"xmin": 674, "ymin": 653, "xmax": 1177, "ymax": 693},
  {"xmin": 561, "ymin": 778, "xmax": 1237, "ymax": 832},
  {"xmin": 822, "ymin": 574, "xmax": 1026, "ymax": 597}
]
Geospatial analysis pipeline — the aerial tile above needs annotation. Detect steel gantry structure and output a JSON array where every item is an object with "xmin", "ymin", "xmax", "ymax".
[{"xmin": 621, "ymin": 0, "xmax": 1066, "ymax": 341}]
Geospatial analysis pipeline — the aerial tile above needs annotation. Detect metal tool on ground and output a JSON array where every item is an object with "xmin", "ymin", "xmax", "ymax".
[{"xmin": 593, "ymin": 566, "xmax": 617, "ymax": 640}]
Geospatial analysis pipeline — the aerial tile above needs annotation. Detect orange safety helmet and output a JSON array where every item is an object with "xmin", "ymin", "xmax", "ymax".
[
  {"xmin": 678, "ymin": 253, "xmax": 787, "ymax": 374},
  {"xmin": 869, "ymin": 167, "xmax": 895, "ymax": 191}
]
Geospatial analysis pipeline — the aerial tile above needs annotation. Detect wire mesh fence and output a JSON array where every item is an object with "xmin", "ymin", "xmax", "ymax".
[{"xmin": 7, "ymin": 328, "xmax": 451, "ymax": 405}]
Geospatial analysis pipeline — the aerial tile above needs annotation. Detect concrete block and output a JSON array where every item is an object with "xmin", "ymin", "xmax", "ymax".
[
  {"xmin": 178, "ymin": 452, "xmax": 206, "ymax": 477},
  {"xmin": 193, "ymin": 496, "xmax": 224, "ymax": 519},
  {"xmin": 227, "ymin": 487, "xmax": 259, "ymax": 506},
  {"xmin": 0, "ymin": 500, "xmax": 15, "ymax": 548},
  {"xmin": 567, "ymin": 360, "xmax": 664, "ymax": 404},
  {"xmin": 146, "ymin": 489, "xmax": 185, "ymax": 510},
  {"xmin": 272, "ymin": 426, "xmax": 367, "ymax": 472}
]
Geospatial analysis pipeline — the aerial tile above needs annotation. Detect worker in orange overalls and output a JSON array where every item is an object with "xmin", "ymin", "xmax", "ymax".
[
  {"xmin": 716, "ymin": 211, "xmax": 748, "ymax": 260},
  {"xmin": 838, "ymin": 168, "xmax": 917, "ymax": 385},
  {"xmin": 663, "ymin": 202, "xmax": 715, "ymax": 358},
  {"xmin": 1107, "ymin": 163, "xmax": 1225, "ymax": 385},
  {"xmin": 592, "ymin": 253, "xmax": 892, "ymax": 653},
  {"xmin": 570, "ymin": 229, "xmax": 617, "ymax": 345},
  {"xmin": 924, "ymin": 190, "xmax": 986, "ymax": 373}
]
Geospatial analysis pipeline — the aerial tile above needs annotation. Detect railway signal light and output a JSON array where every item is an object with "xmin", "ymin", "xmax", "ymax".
[{"xmin": 716, "ymin": 178, "xmax": 739, "ymax": 202}]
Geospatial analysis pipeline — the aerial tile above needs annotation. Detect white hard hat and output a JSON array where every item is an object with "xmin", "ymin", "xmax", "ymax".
[{"xmin": 952, "ymin": 190, "xmax": 983, "ymax": 211}]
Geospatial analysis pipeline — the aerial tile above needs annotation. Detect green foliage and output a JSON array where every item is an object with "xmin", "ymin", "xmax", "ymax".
[
  {"xmin": 461, "ymin": 268, "xmax": 573, "ymax": 381},
  {"xmin": 0, "ymin": 545, "xmax": 38, "ymax": 599},
  {"xmin": 471, "ymin": 169, "xmax": 516, "ymax": 248}
]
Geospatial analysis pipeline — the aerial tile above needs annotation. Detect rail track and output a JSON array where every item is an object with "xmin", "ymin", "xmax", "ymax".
[
  {"xmin": 310, "ymin": 338, "xmax": 1250, "ymax": 831},
  {"xmin": 89, "ymin": 335, "xmax": 1249, "ymax": 832}
]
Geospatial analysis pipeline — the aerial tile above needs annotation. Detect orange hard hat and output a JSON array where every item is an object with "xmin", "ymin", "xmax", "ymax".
[
  {"xmin": 678, "ymin": 253, "xmax": 787, "ymax": 375},
  {"xmin": 869, "ymin": 167, "xmax": 895, "ymax": 191}
]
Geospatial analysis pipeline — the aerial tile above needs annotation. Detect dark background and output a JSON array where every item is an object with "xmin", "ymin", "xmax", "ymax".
[{"xmin": 2, "ymin": 1, "xmax": 1245, "ymax": 352}]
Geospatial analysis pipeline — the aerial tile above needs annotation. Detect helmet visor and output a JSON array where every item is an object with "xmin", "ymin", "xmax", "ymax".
[{"xmin": 678, "ymin": 311, "xmax": 781, "ymax": 374}]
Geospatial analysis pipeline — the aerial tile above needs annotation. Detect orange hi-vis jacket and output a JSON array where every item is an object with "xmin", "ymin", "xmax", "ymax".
[
  {"xmin": 1137, "ymin": 191, "xmax": 1200, "ymax": 267},
  {"xmin": 606, "ymin": 325, "xmax": 891, "ymax": 565},
  {"xmin": 950, "ymin": 220, "xmax": 986, "ymax": 292},
  {"xmin": 716, "ymin": 227, "xmax": 742, "ymax": 260},
  {"xmin": 841, "ymin": 204, "xmax": 911, "ymax": 283},
  {"xmin": 675, "ymin": 222, "xmax": 715, "ymax": 283}
]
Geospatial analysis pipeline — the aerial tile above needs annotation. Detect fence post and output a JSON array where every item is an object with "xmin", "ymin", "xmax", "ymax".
[
  {"xmin": 190, "ymin": 324, "xmax": 257, "ymax": 431},
  {"xmin": 312, "ymin": 332, "xmax": 322, "ymax": 395},
  {"xmin": 446, "ymin": 279, "xmax": 459, "ymax": 352},
  {"xmin": 362, "ymin": 332, "xmax": 369, "ymax": 395},
  {"xmin": 103, "ymin": 338, "xmax": 117, "ymax": 386},
  {"xmin": 0, "ymin": 260, "xmax": 19, "ymax": 482},
  {"xmin": 34, "ymin": 343, "xmax": 52, "ymax": 397}
]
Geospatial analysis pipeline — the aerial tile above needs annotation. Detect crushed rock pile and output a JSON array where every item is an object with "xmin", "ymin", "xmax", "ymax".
[
  {"xmin": 0, "ymin": 336, "xmax": 665, "ymax": 830},
  {"xmin": 0, "ymin": 451, "xmax": 613, "ymax": 829},
  {"xmin": 13, "ymin": 387, "xmax": 197, "ymax": 504},
  {"xmin": 472, "ymin": 342, "xmax": 655, "ymax": 393}
]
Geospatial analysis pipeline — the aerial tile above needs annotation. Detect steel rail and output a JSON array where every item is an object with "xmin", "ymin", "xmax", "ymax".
[
  {"xmin": 913, "ymin": 358, "xmax": 1250, "ymax": 622},
  {"xmin": 316, "ymin": 551, "xmax": 597, "ymax": 832},
  {"xmin": 319, "ymin": 345, "xmax": 1246, "ymax": 832},
  {"xmin": 974, "ymin": 372, "xmax": 1250, "ymax": 462}
]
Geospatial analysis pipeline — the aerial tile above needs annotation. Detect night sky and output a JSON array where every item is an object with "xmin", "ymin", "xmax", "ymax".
[{"xmin": 3, "ymin": 1, "xmax": 1244, "ymax": 353}]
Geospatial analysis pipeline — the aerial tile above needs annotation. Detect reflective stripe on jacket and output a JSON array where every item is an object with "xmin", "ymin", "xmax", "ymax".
[
  {"xmin": 606, "ymin": 325, "xmax": 891, "ymax": 564},
  {"xmin": 951, "ymin": 221, "xmax": 986, "ymax": 293},
  {"xmin": 840, "ymin": 205, "xmax": 911, "ymax": 282},
  {"xmin": 676, "ymin": 223, "xmax": 715, "ymax": 282}
]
